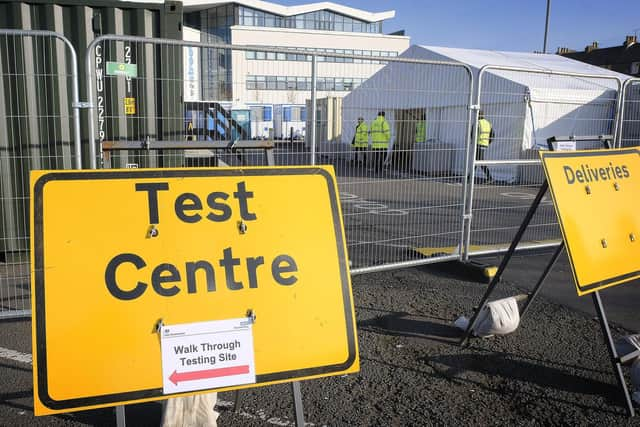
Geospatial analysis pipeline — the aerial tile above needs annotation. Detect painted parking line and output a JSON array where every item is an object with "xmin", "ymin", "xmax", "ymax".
[
  {"xmin": 340, "ymin": 192, "xmax": 409, "ymax": 216},
  {"xmin": 0, "ymin": 346, "xmax": 32, "ymax": 365},
  {"xmin": 0, "ymin": 347, "xmax": 320, "ymax": 426}
]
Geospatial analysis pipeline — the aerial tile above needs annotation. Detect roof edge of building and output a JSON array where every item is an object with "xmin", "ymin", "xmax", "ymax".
[{"xmin": 182, "ymin": 0, "xmax": 395, "ymax": 22}]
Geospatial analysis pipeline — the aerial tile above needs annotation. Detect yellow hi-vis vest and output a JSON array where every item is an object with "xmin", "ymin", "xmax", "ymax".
[
  {"xmin": 354, "ymin": 122, "xmax": 369, "ymax": 147},
  {"xmin": 477, "ymin": 118, "xmax": 492, "ymax": 147},
  {"xmin": 370, "ymin": 116, "xmax": 390, "ymax": 149},
  {"xmin": 415, "ymin": 121, "xmax": 426, "ymax": 143}
]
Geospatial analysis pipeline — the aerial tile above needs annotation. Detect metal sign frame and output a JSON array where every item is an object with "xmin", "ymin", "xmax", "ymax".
[{"xmin": 458, "ymin": 136, "xmax": 637, "ymax": 417}]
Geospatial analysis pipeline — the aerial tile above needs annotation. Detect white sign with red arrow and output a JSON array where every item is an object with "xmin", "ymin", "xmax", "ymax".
[{"xmin": 160, "ymin": 318, "xmax": 256, "ymax": 394}]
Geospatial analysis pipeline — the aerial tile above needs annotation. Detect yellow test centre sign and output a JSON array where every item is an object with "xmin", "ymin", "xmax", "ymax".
[
  {"xmin": 31, "ymin": 166, "xmax": 358, "ymax": 415},
  {"xmin": 540, "ymin": 148, "xmax": 640, "ymax": 295}
]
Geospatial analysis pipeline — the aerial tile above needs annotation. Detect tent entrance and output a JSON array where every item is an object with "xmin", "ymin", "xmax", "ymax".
[{"xmin": 393, "ymin": 108, "xmax": 425, "ymax": 171}]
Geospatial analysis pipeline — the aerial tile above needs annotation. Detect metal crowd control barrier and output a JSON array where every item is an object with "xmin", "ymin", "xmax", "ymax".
[
  {"xmin": 619, "ymin": 78, "xmax": 640, "ymax": 148},
  {"xmin": 0, "ymin": 29, "xmax": 82, "ymax": 319},
  {"xmin": 85, "ymin": 35, "xmax": 475, "ymax": 275},
  {"xmin": 464, "ymin": 65, "xmax": 624, "ymax": 261}
]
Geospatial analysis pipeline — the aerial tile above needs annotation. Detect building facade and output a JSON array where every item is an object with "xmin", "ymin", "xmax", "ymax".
[
  {"xmin": 182, "ymin": 0, "xmax": 410, "ymax": 138},
  {"xmin": 558, "ymin": 36, "xmax": 640, "ymax": 77}
]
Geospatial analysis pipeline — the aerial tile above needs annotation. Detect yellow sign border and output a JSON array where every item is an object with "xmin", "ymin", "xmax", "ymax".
[
  {"xmin": 31, "ymin": 167, "xmax": 357, "ymax": 413},
  {"xmin": 540, "ymin": 148, "xmax": 640, "ymax": 295}
]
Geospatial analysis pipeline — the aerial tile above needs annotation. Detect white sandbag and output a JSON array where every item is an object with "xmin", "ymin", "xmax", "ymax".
[
  {"xmin": 473, "ymin": 296, "xmax": 521, "ymax": 337},
  {"xmin": 161, "ymin": 393, "xmax": 219, "ymax": 427}
]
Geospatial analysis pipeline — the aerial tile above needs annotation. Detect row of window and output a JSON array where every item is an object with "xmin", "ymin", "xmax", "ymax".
[
  {"xmin": 248, "ymin": 105, "xmax": 307, "ymax": 122},
  {"xmin": 246, "ymin": 75, "xmax": 363, "ymax": 92},
  {"xmin": 245, "ymin": 47, "xmax": 398, "ymax": 64},
  {"xmin": 239, "ymin": 6, "xmax": 382, "ymax": 33}
]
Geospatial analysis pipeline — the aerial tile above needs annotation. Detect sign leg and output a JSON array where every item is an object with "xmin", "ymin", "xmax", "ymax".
[
  {"xmin": 519, "ymin": 242, "xmax": 564, "ymax": 318},
  {"xmin": 291, "ymin": 381, "xmax": 305, "ymax": 427},
  {"xmin": 459, "ymin": 181, "xmax": 549, "ymax": 346},
  {"xmin": 592, "ymin": 291, "xmax": 636, "ymax": 417},
  {"xmin": 233, "ymin": 390, "xmax": 242, "ymax": 413},
  {"xmin": 115, "ymin": 405, "xmax": 126, "ymax": 427}
]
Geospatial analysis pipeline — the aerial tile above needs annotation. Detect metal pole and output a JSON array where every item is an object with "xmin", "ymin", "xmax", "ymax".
[
  {"xmin": 291, "ymin": 381, "xmax": 305, "ymax": 427},
  {"xmin": 462, "ymin": 66, "xmax": 486, "ymax": 261},
  {"xmin": 115, "ymin": 405, "xmax": 126, "ymax": 427},
  {"xmin": 310, "ymin": 55, "xmax": 317, "ymax": 166},
  {"xmin": 459, "ymin": 68, "xmax": 476, "ymax": 261},
  {"xmin": 592, "ymin": 291, "xmax": 636, "ymax": 417},
  {"xmin": 543, "ymin": 0, "xmax": 551, "ymax": 54},
  {"xmin": 233, "ymin": 390, "xmax": 242, "ymax": 413},
  {"xmin": 519, "ymin": 242, "xmax": 564, "ymax": 318},
  {"xmin": 86, "ymin": 41, "xmax": 98, "ymax": 169}
]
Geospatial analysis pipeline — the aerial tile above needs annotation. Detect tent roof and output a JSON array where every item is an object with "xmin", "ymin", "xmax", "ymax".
[{"xmin": 418, "ymin": 45, "xmax": 631, "ymax": 81}]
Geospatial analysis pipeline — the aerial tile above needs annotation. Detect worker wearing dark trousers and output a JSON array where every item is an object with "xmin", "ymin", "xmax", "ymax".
[
  {"xmin": 352, "ymin": 117, "xmax": 369, "ymax": 167},
  {"xmin": 370, "ymin": 111, "xmax": 390, "ymax": 171},
  {"xmin": 475, "ymin": 110, "xmax": 494, "ymax": 183}
]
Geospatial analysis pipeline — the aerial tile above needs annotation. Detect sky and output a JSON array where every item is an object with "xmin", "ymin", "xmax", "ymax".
[{"xmin": 275, "ymin": 0, "xmax": 639, "ymax": 53}]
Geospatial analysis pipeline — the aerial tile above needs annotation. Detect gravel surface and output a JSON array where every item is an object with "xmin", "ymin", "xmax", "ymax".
[
  {"xmin": 215, "ymin": 266, "xmax": 640, "ymax": 426},
  {"xmin": 1, "ymin": 265, "xmax": 639, "ymax": 426}
]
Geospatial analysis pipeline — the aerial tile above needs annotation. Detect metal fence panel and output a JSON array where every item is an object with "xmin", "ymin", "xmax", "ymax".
[
  {"xmin": 467, "ymin": 66, "xmax": 622, "ymax": 256},
  {"xmin": 0, "ymin": 30, "xmax": 81, "ymax": 319},
  {"xmin": 620, "ymin": 78, "xmax": 640, "ymax": 148},
  {"xmin": 86, "ymin": 36, "xmax": 474, "ymax": 273}
]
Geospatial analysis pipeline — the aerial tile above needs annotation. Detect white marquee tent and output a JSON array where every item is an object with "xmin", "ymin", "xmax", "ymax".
[{"xmin": 341, "ymin": 45, "xmax": 631, "ymax": 182}]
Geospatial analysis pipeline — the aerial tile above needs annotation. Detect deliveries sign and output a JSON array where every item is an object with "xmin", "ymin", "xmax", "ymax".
[
  {"xmin": 31, "ymin": 167, "xmax": 358, "ymax": 415},
  {"xmin": 540, "ymin": 148, "xmax": 640, "ymax": 295}
]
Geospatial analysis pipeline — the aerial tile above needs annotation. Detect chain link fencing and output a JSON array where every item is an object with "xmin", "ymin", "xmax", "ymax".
[
  {"xmin": 619, "ymin": 78, "xmax": 640, "ymax": 148},
  {"xmin": 0, "ymin": 30, "xmax": 81, "ymax": 319},
  {"xmin": 1, "ymin": 31, "xmax": 636, "ymax": 318},
  {"xmin": 465, "ymin": 66, "xmax": 623, "ymax": 258},
  {"xmin": 86, "ymin": 35, "xmax": 475, "ymax": 273}
]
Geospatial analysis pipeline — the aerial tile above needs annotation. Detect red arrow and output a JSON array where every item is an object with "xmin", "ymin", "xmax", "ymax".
[{"xmin": 169, "ymin": 365, "xmax": 250, "ymax": 385}]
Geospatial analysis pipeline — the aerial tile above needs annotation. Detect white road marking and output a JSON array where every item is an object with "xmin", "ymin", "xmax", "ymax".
[
  {"xmin": 0, "ymin": 346, "xmax": 32, "ymax": 365},
  {"xmin": 0, "ymin": 347, "xmax": 322, "ymax": 426}
]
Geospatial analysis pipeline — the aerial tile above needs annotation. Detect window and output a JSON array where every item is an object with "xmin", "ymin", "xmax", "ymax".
[
  {"xmin": 246, "ymin": 51, "xmax": 256, "ymax": 60},
  {"xmin": 344, "ymin": 50, "xmax": 353, "ymax": 63},
  {"xmin": 249, "ymin": 106, "xmax": 272, "ymax": 121},
  {"xmin": 256, "ymin": 76, "xmax": 266, "ymax": 90},
  {"xmin": 296, "ymin": 77, "xmax": 308, "ymax": 91},
  {"xmin": 266, "ymin": 51, "xmax": 276, "ymax": 61},
  {"xmin": 255, "ymin": 11, "xmax": 265, "ymax": 26},
  {"xmin": 265, "ymin": 14, "xmax": 275, "ymax": 27},
  {"xmin": 324, "ymin": 78, "xmax": 334, "ymax": 91},
  {"xmin": 263, "ymin": 106, "xmax": 272, "ymax": 121},
  {"xmin": 266, "ymin": 76, "xmax": 277, "ymax": 90},
  {"xmin": 246, "ymin": 76, "xmax": 256, "ymax": 90},
  {"xmin": 277, "ymin": 76, "xmax": 287, "ymax": 90}
]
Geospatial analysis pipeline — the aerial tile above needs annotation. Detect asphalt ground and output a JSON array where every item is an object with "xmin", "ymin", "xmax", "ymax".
[
  {"xmin": 1, "ymin": 257, "xmax": 639, "ymax": 426},
  {"xmin": 1, "ymin": 147, "xmax": 638, "ymax": 425}
]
